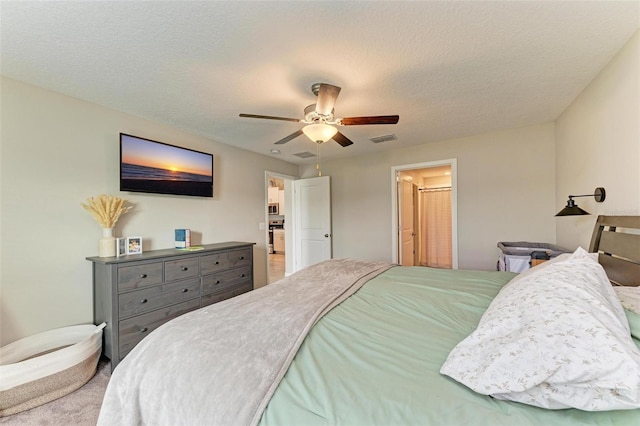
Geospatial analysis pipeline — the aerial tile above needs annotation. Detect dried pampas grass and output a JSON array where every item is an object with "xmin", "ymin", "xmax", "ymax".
[{"xmin": 82, "ymin": 195, "xmax": 132, "ymax": 228}]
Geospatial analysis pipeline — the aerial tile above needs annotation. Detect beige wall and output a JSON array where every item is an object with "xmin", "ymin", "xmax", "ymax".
[
  {"xmin": 422, "ymin": 175, "xmax": 452, "ymax": 188},
  {"xmin": 0, "ymin": 77, "xmax": 298, "ymax": 345},
  {"xmin": 301, "ymin": 123, "xmax": 557, "ymax": 270},
  {"xmin": 555, "ymin": 31, "xmax": 640, "ymax": 250},
  {"xmin": 2, "ymin": 31, "xmax": 636, "ymax": 346}
]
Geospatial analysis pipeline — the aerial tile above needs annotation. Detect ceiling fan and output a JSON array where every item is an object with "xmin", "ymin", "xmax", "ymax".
[{"xmin": 239, "ymin": 83, "xmax": 399, "ymax": 147}]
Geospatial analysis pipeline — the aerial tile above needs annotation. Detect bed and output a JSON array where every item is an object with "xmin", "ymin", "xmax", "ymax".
[{"xmin": 98, "ymin": 215, "xmax": 640, "ymax": 425}]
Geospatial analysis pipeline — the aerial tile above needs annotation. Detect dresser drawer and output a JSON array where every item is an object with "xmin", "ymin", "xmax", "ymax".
[
  {"xmin": 200, "ymin": 253, "xmax": 229, "ymax": 275},
  {"xmin": 165, "ymin": 257, "xmax": 199, "ymax": 282},
  {"xmin": 202, "ymin": 266, "xmax": 251, "ymax": 296},
  {"xmin": 118, "ymin": 262, "xmax": 163, "ymax": 291},
  {"xmin": 201, "ymin": 282, "xmax": 252, "ymax": 307},
  {"xmin": 227, "ymin": 249, "xmax": 252, "ymax": 268},
  {"xmin": 118, "ymin": 298, "xmax": 200, "ymax": 356},
  {"xmin": 118, "ymin": 278, "xmax": 200, "ymax": 318}
]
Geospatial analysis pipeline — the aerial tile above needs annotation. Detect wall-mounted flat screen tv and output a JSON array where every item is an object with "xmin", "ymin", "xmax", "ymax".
[{"xmin": 120, "ymin": 133, "xmax": 213, "ymax": 197}]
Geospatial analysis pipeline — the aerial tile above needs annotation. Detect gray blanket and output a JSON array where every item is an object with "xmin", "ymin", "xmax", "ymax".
[{"xmin": 97, "ymin": 258, "xmax": 394, "ymax": 426}]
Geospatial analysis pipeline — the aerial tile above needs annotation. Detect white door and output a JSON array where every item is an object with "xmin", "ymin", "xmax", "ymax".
[
  {"xmin": 399, "ymin": 180, "xmax": 417, "ymax": 266},
  {"xmin": 294, "ymin": 176, "xmax": 332, "ymax": 270}
]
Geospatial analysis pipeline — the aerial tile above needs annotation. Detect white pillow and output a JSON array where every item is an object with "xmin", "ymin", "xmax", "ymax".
[{"xmin": 440, "ymin": 247, "xmax": 640, "ymax": 411}]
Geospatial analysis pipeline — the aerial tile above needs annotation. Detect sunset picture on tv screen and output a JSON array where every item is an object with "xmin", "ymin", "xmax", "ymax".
[{"xmin": 120, "ymin": 134, "xmax": 213, "ymax": 197}]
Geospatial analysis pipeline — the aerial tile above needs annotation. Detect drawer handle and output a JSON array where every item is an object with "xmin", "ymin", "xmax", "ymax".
[
  {"xmin": 181, "ymin": 266, "xmax": 188, "ymax": 271},
  {"xmin": 140, "ymin": 327, "xmax": 148, "ymax": 333},
  {"xmin": 140, "ymin": 299, "xmax": 148, "ymax": 304},
  {"xmin": 215, "ymin": 280, "xmax": 221, "ymax": 285},
  {"xmin": 215, "ymin": 261, "xmax": 220, "ymax": 265},
  {"xmin": 241, "ymin": 274, "xmax": 246, "ymax": 278},
  {"xmin": 182, "ymin": 288, "xmax": 189, "ymax": 293},
  {"xmin": 239, "ymin": 256, "xmax": 245, "ymax": 260},
  {"xmin": 139, "ymin": 274, "xmax": 147, "ymax": 279}
]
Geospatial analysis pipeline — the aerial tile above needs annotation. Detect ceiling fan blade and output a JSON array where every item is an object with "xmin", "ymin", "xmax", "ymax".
[
  {"xmin": 340, "ymin": 115, "xmax": 399, "ymax": 125},
  {"xmin": 239, "ymin": 113, "xmax": 301, "ymax": 123},
  {"xmin": 332, "ymin": 131, "xmax": 354, "ymax": 147},
  {"xmin": 275, "ymin": 129, "xmax": 304, "ymax": 145},
  {"xmin": 315, "ymin": 84, "xmax": 341, "ymax": 116}
]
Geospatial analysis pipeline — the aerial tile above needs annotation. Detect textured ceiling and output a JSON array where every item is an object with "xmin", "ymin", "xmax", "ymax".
[{"xmin": 1, "ymin": 1, "xmax": 638, "ymax": 165}]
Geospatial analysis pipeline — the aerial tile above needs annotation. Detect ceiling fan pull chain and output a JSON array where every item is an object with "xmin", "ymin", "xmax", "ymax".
[{"xmin": 316, "ymin": 142, "xmax": 322, "ymax": 177}]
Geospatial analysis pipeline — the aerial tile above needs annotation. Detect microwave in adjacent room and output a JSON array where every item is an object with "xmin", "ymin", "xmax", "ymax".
[{"xmin": 268, "ymin": 203, "xmax": 279, "ymax": 215}]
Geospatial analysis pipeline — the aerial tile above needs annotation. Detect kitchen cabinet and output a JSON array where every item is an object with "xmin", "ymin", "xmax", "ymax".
[
  {"xmin": 268, "ymin": 187, "xmax": 279, "ymax": 203},
  {"xmin": 273, "ymin": 229, "xmax": 285, "ymax": 253},
  {"xmin": 278, "ymin": 189, "xmax": 285, "ymax": 213}
]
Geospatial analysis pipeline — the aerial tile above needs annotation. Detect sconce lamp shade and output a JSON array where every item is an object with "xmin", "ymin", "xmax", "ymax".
[
  {"xmin": 555, "ymin": 187, "xmax": 606, "ymax": 217},
  {"xmin": 302, "ymin": 124, "xmax": 338, "ymax": 143},
  {"xmin": 555, "ymin": 198, "xmax": 590, "ymax": 216}
]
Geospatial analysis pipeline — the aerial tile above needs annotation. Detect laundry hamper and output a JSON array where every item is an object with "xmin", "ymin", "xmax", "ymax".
[
  {"xmin": 0, "ymin": 322, "xmax": 105, "ymax": 416},
  {"xmin": 497, "ymin": 242, "xmax": 569, "ymax": 273}
]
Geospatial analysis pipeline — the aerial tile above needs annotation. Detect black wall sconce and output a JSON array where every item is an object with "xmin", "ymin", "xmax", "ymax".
[{"xmin": 555, "ymin": 187, "xmax": 606, "ymax": 216}]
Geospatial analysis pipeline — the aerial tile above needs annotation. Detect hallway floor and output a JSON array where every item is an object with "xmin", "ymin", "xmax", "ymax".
[{"xmin": 269, "ymin": 253, "xmax": 285, "ymax": 283}]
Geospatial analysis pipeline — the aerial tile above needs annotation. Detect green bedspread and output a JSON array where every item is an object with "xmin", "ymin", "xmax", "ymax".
[{"xmin": 260, "ymin": 266, "xmax": 640, "ymax": 426}]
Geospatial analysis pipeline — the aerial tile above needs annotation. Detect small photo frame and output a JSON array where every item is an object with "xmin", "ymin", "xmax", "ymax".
[
  {"xmin": 126, "ymin": 237, "xmax": 143, "ymax": 255},
  {"xmin": 116, "ymin": 238, "xmax": 127, "ymax": 257}
]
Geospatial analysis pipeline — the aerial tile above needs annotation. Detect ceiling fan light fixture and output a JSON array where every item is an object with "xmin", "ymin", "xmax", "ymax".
[
  {"xmin": 239, "ymin": 83, "xmax": 398, "ymax": 148},
  {"xmin": 302, "ymin": 123, "xmax": 338, "ymax": 144}
]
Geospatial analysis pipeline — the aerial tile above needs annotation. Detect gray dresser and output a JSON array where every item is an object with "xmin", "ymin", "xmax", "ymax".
[{"xmin": 87, "ymin": 241, "xmax": 255, "ymax": 370}]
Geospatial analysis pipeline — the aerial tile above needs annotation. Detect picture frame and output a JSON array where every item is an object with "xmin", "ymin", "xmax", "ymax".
[
  {"xmin": 126, "ymin": 236, "xmax": 143, "ymax": 255},
  {"xmin": 116, "ymin": 237, "xmax": 127, "ymax": 257}
]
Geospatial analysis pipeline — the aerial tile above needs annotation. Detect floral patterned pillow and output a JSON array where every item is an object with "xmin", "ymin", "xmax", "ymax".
[{"xmin": 440, "ymin": 247, "xmax": 640, "ymax": 411}]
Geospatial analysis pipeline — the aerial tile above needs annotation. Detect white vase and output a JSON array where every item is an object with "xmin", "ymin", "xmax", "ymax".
[{"xmin": 98, "ymin": 228, "xmax": 116, "ymax": 257}]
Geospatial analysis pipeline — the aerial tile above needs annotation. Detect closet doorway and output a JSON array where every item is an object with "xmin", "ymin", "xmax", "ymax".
[{"xmin": 391, "ymin": 160, "xmax": 458, "ymax": 268}]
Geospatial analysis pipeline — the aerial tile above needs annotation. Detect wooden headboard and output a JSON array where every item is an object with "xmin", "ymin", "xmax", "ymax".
[{"xmin": 588, "ymin": 215, "xmax": 640, "ymax": 286}]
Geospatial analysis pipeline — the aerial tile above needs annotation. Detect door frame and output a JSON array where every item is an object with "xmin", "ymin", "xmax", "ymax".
[
  {"xmin": 390, "ymin": 159, "xmax": 459, "ymax": 268},
  {"xmin": 265, "ymin": 171, "xmax": 297, "ymax": 282}
]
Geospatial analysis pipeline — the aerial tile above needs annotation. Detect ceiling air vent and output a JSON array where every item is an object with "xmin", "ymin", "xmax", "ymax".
[
  {"xmin": 369, "ymin": 134, "xmax": 397, "ymax": 144},
  {"xmin": 293, "ymin": 151, "xmax": 316, "ymax": 159}
]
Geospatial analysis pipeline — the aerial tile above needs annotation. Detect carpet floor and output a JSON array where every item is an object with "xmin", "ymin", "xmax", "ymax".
[{"xmin": 0, "ymin": 358, "xmax": 111, "ymax": 426}]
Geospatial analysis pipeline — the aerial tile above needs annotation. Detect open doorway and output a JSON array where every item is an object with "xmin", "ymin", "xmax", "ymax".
[
  {"xmin": 265, "ymin": 172, "xmax": 297, "ymax": 284},
  {"xmin": 264, "ymin": 173, "xmax": 331, "ymax": 284},
  {"xmin": 391, "ymin": 160, "xmax": 458, "ymax": 268},
  {"xmin": 266, "ymin": 175, "xmax": 286, "ymax": 283}
]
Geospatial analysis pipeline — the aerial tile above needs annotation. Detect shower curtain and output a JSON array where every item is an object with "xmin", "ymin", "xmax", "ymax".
[{"xmin": 419, "ymin": 187, "xmax": 452, "ymax": 268}]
